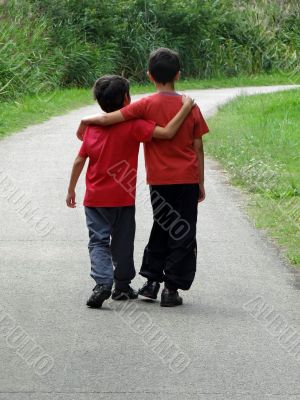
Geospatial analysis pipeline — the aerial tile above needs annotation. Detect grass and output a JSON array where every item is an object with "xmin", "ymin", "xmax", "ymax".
[
  {"xmin": 133, "ymin": 72, "xmax": 300, "ymax": 92},
  {"xmin": 205, "ymin": 88, "xmax": 300, "ymax": 267},
  {"xmin": 178, "ymin": 72, "xmax": 300, "ymax": 90},
  {"xmin": 1, "ymin": 73, "xmax": 300, "ymax": 139}
]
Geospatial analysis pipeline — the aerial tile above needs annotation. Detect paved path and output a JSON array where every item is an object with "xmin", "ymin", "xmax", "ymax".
[{"xmin": 0, "ymin": 86, "xmax": 299, "ymax": 400}]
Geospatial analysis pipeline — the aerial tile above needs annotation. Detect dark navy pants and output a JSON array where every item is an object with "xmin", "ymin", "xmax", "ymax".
[{"xmin": 85, "ymin": 206, "xmax": 136, "ymax": 290}]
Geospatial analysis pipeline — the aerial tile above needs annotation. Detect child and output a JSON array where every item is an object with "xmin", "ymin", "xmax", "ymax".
[
  {"xmin": 77, "ymin": 49, "xmax": 209, "ymax": 307},
  {"xmin": 67, "ymin": 74, "xmax": 194, "ymax": 308}
]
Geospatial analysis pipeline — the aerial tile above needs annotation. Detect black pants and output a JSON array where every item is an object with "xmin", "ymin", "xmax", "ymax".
[{"xmin": 140, "ymin": 184, "xmax": 199, "ymax": 290}]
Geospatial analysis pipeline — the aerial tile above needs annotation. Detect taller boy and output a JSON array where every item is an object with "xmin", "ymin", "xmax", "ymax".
[{"xmin": 78, "ymin": 48, "xmax": 209, "ymax": 306}]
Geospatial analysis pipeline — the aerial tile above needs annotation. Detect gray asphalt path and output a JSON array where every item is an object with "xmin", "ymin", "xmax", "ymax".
[{"xmin": 0, "ymin": 86, "xmax": 299, "ymax": 400}]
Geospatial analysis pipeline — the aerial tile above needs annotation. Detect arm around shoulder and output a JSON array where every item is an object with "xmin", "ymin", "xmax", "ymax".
[
  {"xmin": 76, "ymin": 111, "xmax": 125, "ymax": 140},
  {"xmin": 82, "ymin": 110, "xmax": 125, "ymax": 126}
]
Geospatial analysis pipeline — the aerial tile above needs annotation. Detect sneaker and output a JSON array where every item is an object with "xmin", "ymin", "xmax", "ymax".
[
  {"xmin": 138, "ymin": 280, "xmax": 160, "ymax": 300},
  {"xmin": 111, "ymin": 286, "xmax": 138, "ymax": 301},
  {"xmin": 86, "ymin": 284, "xmax": 112, "ymax": 308},
  {"xmin": 160, "ymin": 288, "xmax": 183, "ymax": 307}
]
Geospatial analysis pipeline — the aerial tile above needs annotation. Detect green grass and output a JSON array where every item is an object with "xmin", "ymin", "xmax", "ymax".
[
  {"xmin": 205, "ymin": 88, "xmax": 300, "ymax": 267},
  {"xmin": 0, "ymin": 88, "xmax": 94, "ymax": 138},
  {"xmin": 133, "ymin": 72, "xmax": 300, "ymax": 92},
  {"xmin": 179, "ymin": 72, "xmax": 300, "ymax": 89},
  {"xmin": 1, "ymin": 73, "xmax": 300, "ymax": 139}
]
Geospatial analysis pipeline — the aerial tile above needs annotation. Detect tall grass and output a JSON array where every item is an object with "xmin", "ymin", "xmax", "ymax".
[
  {"xmin": 0, "ymin": 1, "xmax": 59, "ymax": 102},
  {"xmin": 0, "ymin": 0, "xmax": 299, "ymax": 103}
]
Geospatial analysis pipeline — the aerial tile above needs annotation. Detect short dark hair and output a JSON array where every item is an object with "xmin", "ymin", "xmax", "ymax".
[
  {"xmin": 148, "ymin": 48, "xmax": 180, "ymax": 84},
  {"xmin": 93, "ymin": 75, "xmax": 130, "ymax": 112}
]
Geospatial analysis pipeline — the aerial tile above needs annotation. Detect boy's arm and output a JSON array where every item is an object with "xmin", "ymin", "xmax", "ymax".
[
  {"xmin": 76, "ymin": 111, "xmax": 125, "ymax": 140},
  {"xmin": 152, "ymin": 95, "xmax": 194, "ymax": 139},
  {"xmin": 194, "ymin": 138, "xmax": 206, "ymax": 202},
  {"xmin": 66, "ymin": 156, "xmax": 87, "ymax": 208}
]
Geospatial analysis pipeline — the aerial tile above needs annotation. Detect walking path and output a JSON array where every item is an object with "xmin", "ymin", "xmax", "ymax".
[{"xmin": 0, "ymin": 85, "xmax": 299, "ymax": 400}]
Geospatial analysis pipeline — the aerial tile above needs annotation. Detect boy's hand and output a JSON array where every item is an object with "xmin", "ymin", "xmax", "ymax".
[
  {"xmin": 66, "ymin": 191, "xmax": 76, "ymax": 208},
  {"xmin": 198, "ymin": 183, "xmax": 206, "ymax": 203},
  {"xmin": 182, "ymin": 95, "xmax": 195, "ymax": 110}
]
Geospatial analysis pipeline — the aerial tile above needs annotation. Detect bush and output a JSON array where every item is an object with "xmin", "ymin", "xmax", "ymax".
[{"xmin": 0, "ymin": 0, "xmax": 299, "ymax": 103}]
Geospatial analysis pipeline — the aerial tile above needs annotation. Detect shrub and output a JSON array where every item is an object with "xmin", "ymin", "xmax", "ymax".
[{"xmin": 0, "ymin": 0, "xmax": 299, "ymax": 103}]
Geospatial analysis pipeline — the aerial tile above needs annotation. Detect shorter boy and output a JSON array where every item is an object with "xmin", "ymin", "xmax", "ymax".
[{"xmin": 66, "ymin": 75, "xmax": 194, "ymax": 308}]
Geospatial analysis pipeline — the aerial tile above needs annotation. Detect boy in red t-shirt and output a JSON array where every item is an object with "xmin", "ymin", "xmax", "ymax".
[
  {"xmin": 66, "ymin": 75, "xmax": 194, "ymax": 308},
  {"xmin": 77, "ymin": 49, "xmax": 209, "ymax": 307}
]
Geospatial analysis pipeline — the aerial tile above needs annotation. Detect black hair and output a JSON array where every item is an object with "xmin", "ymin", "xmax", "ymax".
[
  {"xmin": 93, "ymin": 75, "xmax": 130, "ymax": 112},
  {"xmin": 148, "ymin": 48, "xmax": 180, "ymax": 84}
]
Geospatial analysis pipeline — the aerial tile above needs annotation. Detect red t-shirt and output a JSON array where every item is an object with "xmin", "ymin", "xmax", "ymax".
[
  {"xmin": 79, "ymin": 120, "xmax": 155, "ymax": 207},
  {"xmin": 121, "ymin": 92, "xmax": 209, "ymax": 185}
]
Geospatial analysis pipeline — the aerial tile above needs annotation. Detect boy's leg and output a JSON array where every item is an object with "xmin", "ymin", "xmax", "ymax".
[
  {"xmin": 164, "ymin": 184, "xmax": 199, "ymax": 291},
  {"xmin": 85, "ymin": 207, "xmax": 115, "ymax": 288},
  {"xmin": 111, "ymin": 206, "xmax": 136, "ymax": 291},
  {"xmin": 139, "ymin": 186, "xmax": 169, "ymax": 283}
]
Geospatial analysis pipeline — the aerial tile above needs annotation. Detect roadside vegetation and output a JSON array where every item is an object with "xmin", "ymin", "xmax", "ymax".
[
  {"xmin": 1, "ymin": 0, "xmax": 299, "ymax": 104},
  {"xmin": 1, "ymin": 0, "xmax": 299, "ymax": 137},
  {"xmin": 205, "ymin": 89, "xmax": 300, "ymax": 267}
]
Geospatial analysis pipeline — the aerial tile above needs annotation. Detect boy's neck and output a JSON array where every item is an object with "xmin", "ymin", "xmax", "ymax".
[{"xmin": 155, "ymin": 82, "xmax": 176, "ymax": 93}]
